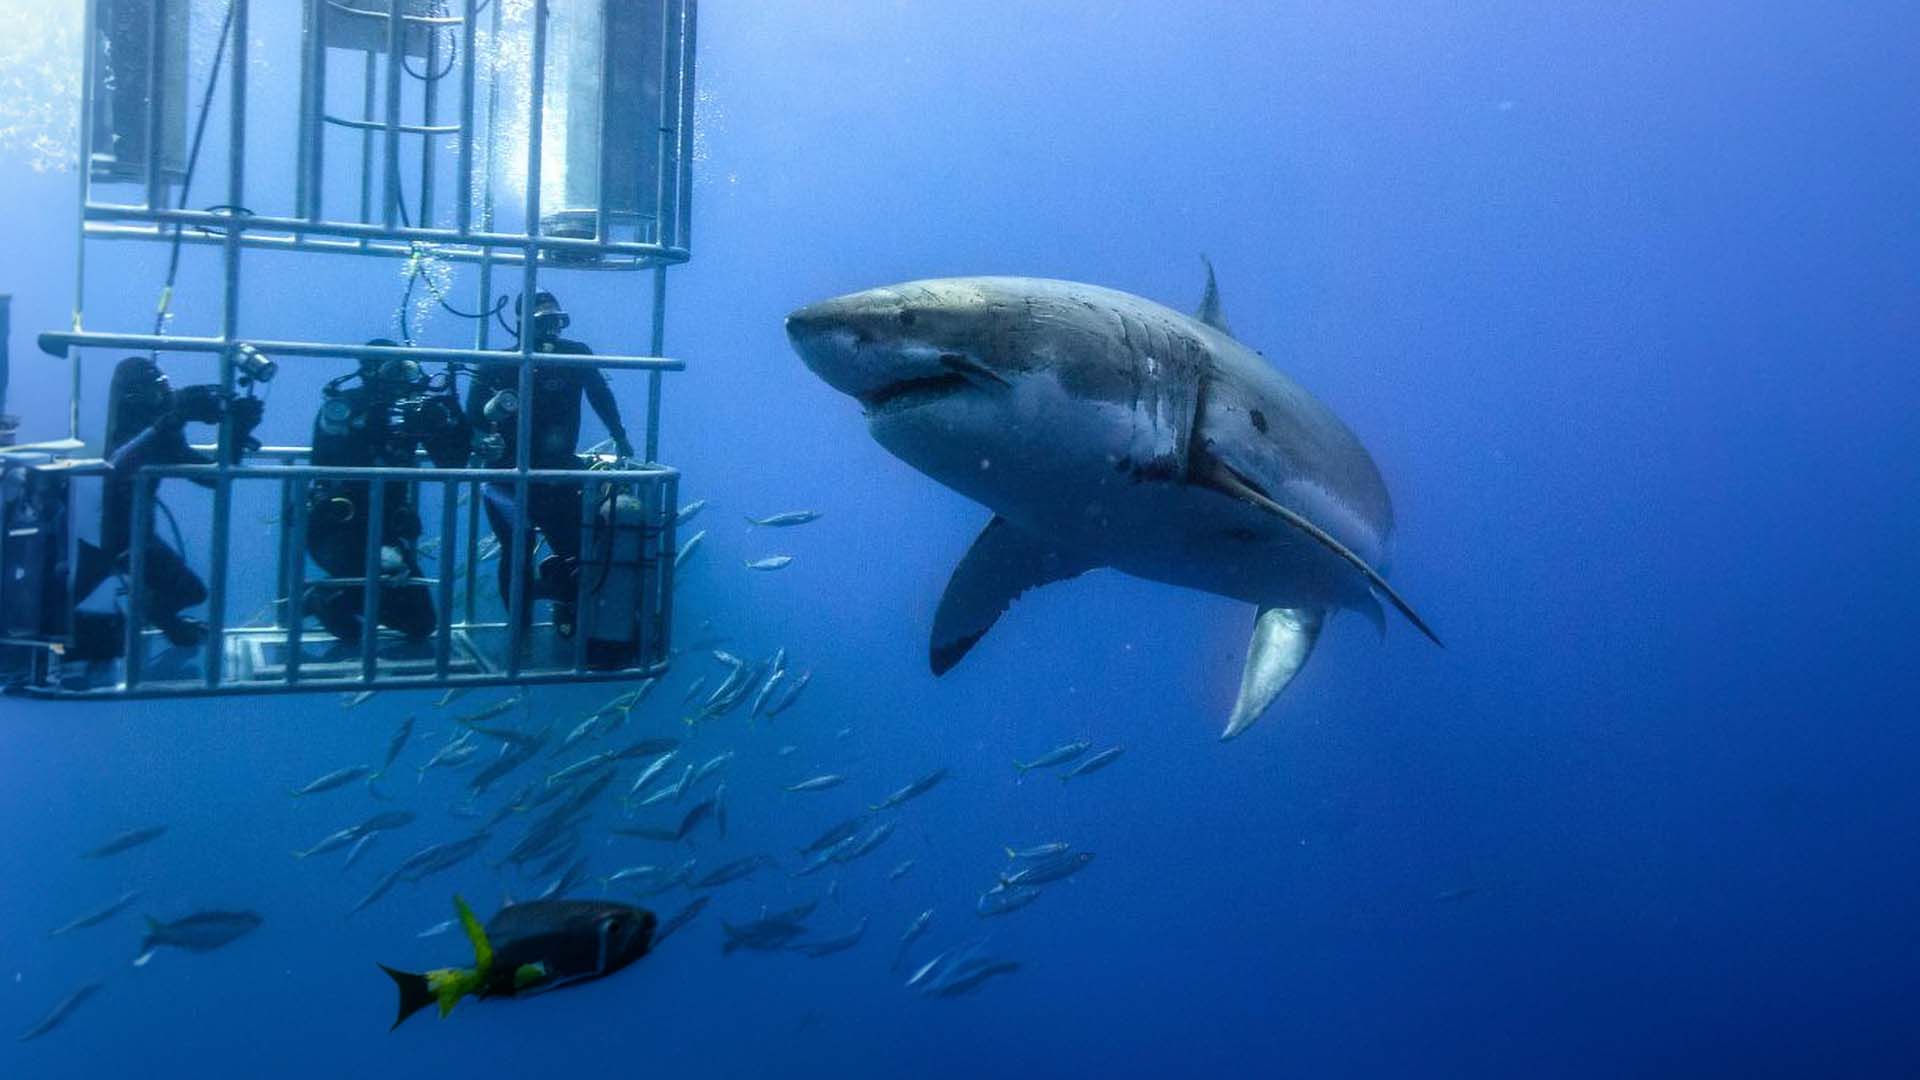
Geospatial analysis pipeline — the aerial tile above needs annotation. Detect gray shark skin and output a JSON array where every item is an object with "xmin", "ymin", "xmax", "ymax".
[{"xmin": 786, "ymin": 263, "xmax": 1439, "ymax": 738}]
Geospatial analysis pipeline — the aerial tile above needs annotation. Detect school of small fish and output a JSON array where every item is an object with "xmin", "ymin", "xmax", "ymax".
[{"xmin": 13, "ymin": 499, "xmax": 1132, "ymax": 1042}]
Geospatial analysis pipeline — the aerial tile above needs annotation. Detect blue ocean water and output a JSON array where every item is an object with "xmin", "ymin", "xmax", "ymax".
[{"xmin": 4, "ymin": 2, "xmax": 1919, "ymax": 1076}]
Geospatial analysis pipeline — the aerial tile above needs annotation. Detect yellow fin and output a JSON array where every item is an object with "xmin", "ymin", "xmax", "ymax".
[
  {"xmin": 513, "ymin": 962, "xmax": 548, "ymax": 990},
  {"xmin": 425, "ymin": 966, "xmax": 479, "ymax": 1018},
  {"xmin": 454, "ymin": 895, "xmax": 493, "ymax": 974}
]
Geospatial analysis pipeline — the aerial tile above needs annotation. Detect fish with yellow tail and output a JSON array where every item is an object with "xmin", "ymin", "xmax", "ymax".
[{"xmin": 380, "ymin": 895, "xmax": 656, "ymax": 1029}]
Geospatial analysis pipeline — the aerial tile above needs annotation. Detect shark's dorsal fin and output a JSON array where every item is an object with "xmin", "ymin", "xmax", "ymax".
[
  {"xmin": 1223, "ymin": 606, "xmax": 1325, "ymax": 739},
  {"xmin": 1195, "ymin": 255, "xmax": 1232, "ymax": 336},
  {"xmin": 930, "ymin": 517, "xmax": 1096, "ymax": 675}
]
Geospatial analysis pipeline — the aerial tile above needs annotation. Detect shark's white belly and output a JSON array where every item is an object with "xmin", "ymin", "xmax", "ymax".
[{"xmin": 871, "ymin": 369, "xmax": 1368, "ymax": 612}]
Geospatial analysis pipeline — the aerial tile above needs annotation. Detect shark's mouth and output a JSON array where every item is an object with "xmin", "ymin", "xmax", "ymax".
[{"xmin": 858, "ymin": 372, "xmax": 972, "ymax": 415}]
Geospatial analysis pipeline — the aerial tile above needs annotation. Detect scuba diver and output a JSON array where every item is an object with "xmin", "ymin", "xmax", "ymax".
[
  {"xmin": 303, "ymin": 342, "xmax": 470, "ymax": 645},
  {"xmin": 467, "ymin": 290, "xmax": 631, "ymax": 636},
  {"xmin": 75, "ymin": 355, "xmax": 265, "ymax": 649}
]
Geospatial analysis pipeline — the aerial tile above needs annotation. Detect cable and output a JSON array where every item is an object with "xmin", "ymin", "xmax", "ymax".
[
  {"xmin": 400, "ymin": 1, "xmax": 459, "ymax": 81},
  {"xmin": 152, "ymin": 0, "xmax": 238, "ymax": 348}
]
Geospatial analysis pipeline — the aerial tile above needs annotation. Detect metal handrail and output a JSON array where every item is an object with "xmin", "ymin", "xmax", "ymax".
[{"xmin": 38, "ymin": 332, "xmax": 684, "ymax": 372}]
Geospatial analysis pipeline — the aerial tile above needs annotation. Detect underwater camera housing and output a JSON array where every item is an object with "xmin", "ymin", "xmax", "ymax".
[{"xmin": 232, "ymin": 343, "xmax": 277, "ymax": 388}]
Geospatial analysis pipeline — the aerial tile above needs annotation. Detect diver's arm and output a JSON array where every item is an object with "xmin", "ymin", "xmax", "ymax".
[{"xmin": 580, "ymin": 364, "xmax": 632, "ymax": 459}]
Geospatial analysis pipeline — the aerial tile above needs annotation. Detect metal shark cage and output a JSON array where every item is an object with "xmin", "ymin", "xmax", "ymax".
[{"xmin": 0, "ymin": 0, "xmax": 698, "ymax": 699}]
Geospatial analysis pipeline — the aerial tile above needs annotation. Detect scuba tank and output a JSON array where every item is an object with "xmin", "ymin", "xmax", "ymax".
[{"xmin": 578, "ymin": 481, "xmax": 650, "ymax": 670}]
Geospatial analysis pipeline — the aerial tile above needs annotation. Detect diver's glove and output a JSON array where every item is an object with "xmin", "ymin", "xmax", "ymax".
[
  {"xmin": 229, "ymin": 394, "xmax": 266, "ymax": 455},
  {"xmin": 229, "ymin": 394, "xmax": 264, "ymax": 432},
  {"xmin": 613, "ymin": 436, "xmax": 634, "ymax": 462}
]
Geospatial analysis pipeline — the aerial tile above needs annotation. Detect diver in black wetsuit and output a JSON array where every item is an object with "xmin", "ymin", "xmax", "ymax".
[
  {"xmin": 303, "ymin": 343, "xmax": 470, "ymax": 645},
  {"xmin": 467, "ymin": 291, "xmax": 632, "ymax": 635},
  {"xmin": 76, "ymin": 356, "xmax": 264, "ymax": 648}
]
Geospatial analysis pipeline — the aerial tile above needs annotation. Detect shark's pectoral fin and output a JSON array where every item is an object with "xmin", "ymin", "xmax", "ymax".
[
  {"xmin": 1199, "ymin": 459, "xmax": 1443, "ymax": 648},
  {"xmin": 931, "ymin": 517, "xmax": 1096, "ymax": 676},
  {"xmin": 1224, "ymin": 606, "xmax": 1325, "ymax": 740}
]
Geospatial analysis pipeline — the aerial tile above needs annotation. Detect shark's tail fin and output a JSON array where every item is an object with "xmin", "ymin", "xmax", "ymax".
[{"xmin": 380, "ymin": 965, "xmax": 437, "ymax": 1030}]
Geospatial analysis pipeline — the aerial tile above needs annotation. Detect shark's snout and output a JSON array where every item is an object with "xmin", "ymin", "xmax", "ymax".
[{"xmin": 785, "ymin": 288, "xmax": 976, "ymax": 412}]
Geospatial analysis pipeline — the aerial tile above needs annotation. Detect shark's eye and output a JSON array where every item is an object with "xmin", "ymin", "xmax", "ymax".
[{"xmin": 898, "ymin": 310, "xmax": 917, "ymax": 327}]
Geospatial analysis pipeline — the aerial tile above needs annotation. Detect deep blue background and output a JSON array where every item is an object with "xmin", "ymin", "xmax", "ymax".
[{"xmin": 4, "ymin": 2, "xmax": 1919, "ymax": 1075}]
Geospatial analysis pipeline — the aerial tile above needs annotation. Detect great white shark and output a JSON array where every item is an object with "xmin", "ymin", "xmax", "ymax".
[{"xmin": 784, "ymin": 263, "xmax": 1440, "ymax": 739}]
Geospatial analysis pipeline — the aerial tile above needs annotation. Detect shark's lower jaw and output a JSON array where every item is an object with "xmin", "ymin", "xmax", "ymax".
[{"xmin": 856, "ymin": 372, "xmax": 972, "ymax": 416}]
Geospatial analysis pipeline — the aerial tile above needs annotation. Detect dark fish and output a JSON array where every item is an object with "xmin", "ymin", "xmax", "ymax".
[
  {"xmin": 793, "ymin": 917, "xmax": 868, "ymax": 958},
  {"xmin": 891, "ymin": 908, "xmax": 934, "ymax": 972},
  {"xmin": 676, "ymin": 798, "xmax": 715, "ymax": 842},
  {"xmin": 468, "ymin": 735, "xmax": 545, "ymax": 798},
  {"xmin": 680, "ymin": 676, "xmax": 709, "ymax": 705},
  {"xmin": 49, "ymin": 890, "xmax": 142, "ymax": 936},
  {"xmin": 976, "ymin": 887, "xmax": 1043, "ymax": 918},
  {"xmin": 556, "ymin": 713, "xmax": 607, "ymax": 756},
  {"xmin": 833, "ymin": 821, "xmax": 895, "ymax": 864},
  {"xmin": 16, "ymin": 982, "xmax": 102, "ymax": 1042},
  {"xmin": 611, "ymin": 825, "xmax": 680, "ymax": 843},
  {"xmin": 745, "ymin": 510, "xmax": 821, "ymax": 527},
  {"xmin": 376, "ymin": 714, "xmax": 416, "ymax": 777},
  {"xmin": 482, "ymin": 797, "xmax": 523, "ymax": 833},
  {"xmin": 536, "ymin": 858, "xmax": 592, "ymax": 900},
  {"xmin": 768, "ymin": 899, "xmax": 820, "ymax": 924},
  {"xmin": 999, "ymin": 851, "xmax": 1095, "ymax": 888},
  {"xmin": 714, "ymin": 784, "xmax": 729, "ymax": 840},
  {"xmin": 1060, "ymin": 746, "xmax": 1123, "ymax": 782},
  {"xmin": 343, "ymin": 833, "xmax": 378, "ymax": 871},
  {"xmin": 82, "ymin": 825, "xmax": 167, "ymax": 859},
  {"xmin": 800, "ymin": 816, "xmax": 866, "ymax": 856},
  {"xmin": 134, "ymin": 910, "xmax": 263, "ymax": 965},
  {"xmin": 765, "ymin": 669, "xmax": 812, "ymax": 717},
  {"xmin": 785, "ymin": 774, "xmax": 846, "ymax": 793},
  {"xmin": 721, "ymin": 915, "xmax": 808, "ymax": 955},
  {"xmin": 1004, "ymin": 842, "xmax": 1070, "ymax": 861},
  {"xmin": 393, "ymin": 832, "xmax": 491, "ymax": 884},
  {"xmin": 352, "ymin": 871, "xmax": 403, "ymax": 915},
  {"xmin": 750, "ymin": 667, "xmax": 786, "ymax": 718},
  {"xmin": 381, "ymin": 897, "xmax": 656, "ymax": 1029},
  {"xmin": 870, "ymin": 768, "xmax": 949, "ymax": 811},
  {"xmin": 546, "ymin": 751, "xmax": 617, "ymax": 788},
  {"xmin": 613, "ymin": 737, "xmax": 680, "ymax": 761},
  {"xmin": 291, "ymin": 765, "xmax": 374, "ymax": 797},
  {"xmin": 691, "ymin": 750, "xmax": 735, "ymax": 786},
  {"xmin": 928, "ymin": 959, "xmax": 1020, "ymax": 997},
  {"xmin": 693, "ymin": 855, "xmax": 771, "ymax": 889},
  {"xmin": 790, "ymin": 842, "xmax": 850, "ymax": 878},
  {"xmin": 455, "ymin": 695, "xmax": 525, "ymax": 729},
  {"xmin": 1013, "ymin": 740, "xmax": 1090, "ymax": 777},
  {"xmin": 460, "ymin": 722, "xmax": 544, "ymax": 750},
  {"xmin": 653, "ymin": 896, "xmax": 710, "ymax": 947},
  {"xmin": 360, "ymin": 810, "xmax": 417, "ymax": 834},
  {"xmin": 535, "ymin": 837, "xmax": 583, "ymax": 881},
  {"xmin": 674, "ymin": 528, "xmax": 707, "ymax": 570},
  {"xmin": 418, "ymin": 737, "xmax": 480, "ymax": 775},
  {"xmin": 294, "ymin": 825, "xmax": 361, "ymax": 860}
]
